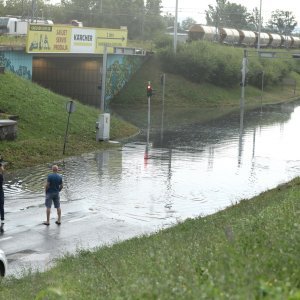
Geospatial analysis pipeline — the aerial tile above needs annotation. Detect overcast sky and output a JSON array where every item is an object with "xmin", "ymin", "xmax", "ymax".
[
  {"xmin": 48, "ymin": 0, "xmax": 300, "ymax": 28},
  {"xmin": 161, "ymin": 0, "xmax": 300, "ymax": 26}
]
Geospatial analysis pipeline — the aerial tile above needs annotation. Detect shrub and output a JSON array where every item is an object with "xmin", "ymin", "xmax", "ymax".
[{"xmin": 158, "ymin": 41, "xmax": 295, "ymax": 89}]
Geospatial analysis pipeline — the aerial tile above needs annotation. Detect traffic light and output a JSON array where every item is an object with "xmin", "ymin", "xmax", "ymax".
[{"xmin": 147, "ymin": 83, "xmax": 153, "ymax": 97}]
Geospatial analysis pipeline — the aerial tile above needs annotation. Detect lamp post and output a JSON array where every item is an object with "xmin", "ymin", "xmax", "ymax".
[{"xmin": 257, "ymin": 0, "xmax": 262, "ymax": 51}]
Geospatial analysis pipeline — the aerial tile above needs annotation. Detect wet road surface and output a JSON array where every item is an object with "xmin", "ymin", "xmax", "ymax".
[{"xmin": 2, "ymin": 100, "xmax": 300, "ymax": 277}]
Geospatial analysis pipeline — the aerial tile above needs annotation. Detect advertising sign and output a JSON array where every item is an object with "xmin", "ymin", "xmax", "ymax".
[{"xmin": 26, "ymin": 24, "xmax": 127, "ymax": 54}]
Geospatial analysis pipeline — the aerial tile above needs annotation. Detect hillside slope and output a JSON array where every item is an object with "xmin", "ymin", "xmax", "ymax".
[
  {"xmin": 113, "ymin": 55, "xmax": 300, "ymax": 108},
  {"xmin": 0, "ymin": 72, "xmax": 137, "ymax": 169}
]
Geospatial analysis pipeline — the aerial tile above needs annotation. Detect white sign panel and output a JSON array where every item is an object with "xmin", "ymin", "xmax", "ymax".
[{"xmin": 71, "ymin": 28, "xmax": 96, "ymax": 53}]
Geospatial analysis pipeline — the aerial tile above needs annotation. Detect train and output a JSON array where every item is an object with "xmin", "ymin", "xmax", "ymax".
[{"xmin": 188, "ymin": 24, "xmax": 300, "ymax": 49}]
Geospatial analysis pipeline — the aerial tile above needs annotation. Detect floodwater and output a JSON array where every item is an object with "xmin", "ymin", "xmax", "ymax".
[{"xmin": 4, "ymin": 100, "xmax": 300, "ymax": 229}]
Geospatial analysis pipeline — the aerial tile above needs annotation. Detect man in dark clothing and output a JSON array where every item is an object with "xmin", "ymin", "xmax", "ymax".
[
  {"xmin": 0, "ymin": 163, "xmax": 4, "ymax": 233},
  {"xmin": 44, "ymin": 165, "xmax": 63, "ymax": 226}
]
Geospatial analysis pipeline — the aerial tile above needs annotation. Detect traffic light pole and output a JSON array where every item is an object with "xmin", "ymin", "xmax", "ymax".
[
  {"xmin": 145, "ymin": 95, "xmax": 151, "ymax": 159},
  {"xmin": 145, "ymin": 81, "xmax": 153, "ymax": 159}
]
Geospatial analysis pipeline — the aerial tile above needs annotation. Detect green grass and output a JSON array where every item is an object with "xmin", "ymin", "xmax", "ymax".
[
  {"xmin": 0, "ymin": 36, "xmax": 26, "ymax": 47},
  {"xmin": 1, "ymin": 178, "xmax": 300, "ymax": 299},
  {"xmin": 113, "ymin": 56, "xmax": 300, "ymax": 108},
  {"xmin": 0, "ymin": 72, "xmax": 138, "ymax": 169},
  {"xmin": 112, "ymin": 55, "xmax": 300, "ymax": 129}
]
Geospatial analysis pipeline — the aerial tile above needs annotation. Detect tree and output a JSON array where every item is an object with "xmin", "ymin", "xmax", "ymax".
[
  {"xmin": 143, "ymin": 0, "xmax": 164, "ymax": 39},
  {"xmin": 3, "ymin": 0, "xmax": 51, "ymax": 20},
  {"xmin": 0, "ymin": 0, "xmax": 5, "ymax": 15},
  {"xmin": 163, "ymin": 12, "xmax": 175, "ymax": 29},
  {"xmin": 2, "ymin": 0, "xmax": 166, "ymax": 40},
  {"xmin": 181, "ymin": 17, "xmax": 196, "ymax": 31},
  {"xmin": 4, "ymin": 0, "xmax": 30, "ymax": 18},
  {"xmin": 248, "ymin": 7, "xmax": 263, "ymax": 31},
  {"xmin": 205, "ymin": 0, "xmax": 251, "ymax": 29},
  {"xmin": 266, "ymin": 10, "xmax": 297, "ymax": 34}
]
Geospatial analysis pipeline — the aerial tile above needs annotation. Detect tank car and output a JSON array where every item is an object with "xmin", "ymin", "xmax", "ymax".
[
  {"xmin": 238, "ymin": 30, "xmax": 256, "ymax": 47},
  {"xmin": 291, "ymin": 36, "xmax": 300, "ymax": 48},
  {"xmin": 282, "ymin": 36, "xmax": 293, "ymax": 48},
  {"xmin": 219, "ymin": 27, "xmax": 240, "ymax": 45},
  {"xmin": 188, "ymin": 24, "xmax": 218, "ymax": 42},
  {"xmin": 268, "ymin": 33, "xmax": 284, "ymax": 48}
]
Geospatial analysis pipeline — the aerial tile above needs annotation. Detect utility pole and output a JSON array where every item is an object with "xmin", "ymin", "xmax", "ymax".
[
  {"xmin": 96, "ymin": 45, "xmax": 111, "ymax": 142},
  {"xmin": 240, "ymin": 49, "xmax": 248, "ymax": 111},
  {"xmin": 31, "ymin": 0, "xmax": 38, "ymax": 22},
  {"xmin": 174, "ymin": 0, "xmax": 178, "ymax": 54},
  {"xmin": 257, "ymin": 0, "xmax": 262, "ymax": 51},
  {"xmin": 100, "ymin": 45, "xmax": 107, "ymax": 112}
]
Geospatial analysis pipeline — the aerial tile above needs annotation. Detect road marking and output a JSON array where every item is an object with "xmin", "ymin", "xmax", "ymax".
[{"xmin": 0, "ymin": 236, "xmax": 13, "ymax": 241}]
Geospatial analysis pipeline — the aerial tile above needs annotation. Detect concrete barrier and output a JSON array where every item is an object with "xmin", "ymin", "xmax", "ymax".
[{"xmin": 0, "ymin": 120, "xmax": 17, "ymax": 140}]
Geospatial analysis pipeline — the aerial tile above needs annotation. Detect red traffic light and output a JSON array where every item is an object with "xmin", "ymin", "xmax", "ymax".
[{"xmin": 147, "ymin": 84, "xmax": 153, "ymax": 97}]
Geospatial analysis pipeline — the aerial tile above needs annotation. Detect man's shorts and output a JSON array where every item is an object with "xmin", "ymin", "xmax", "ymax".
[{"xmin": 45, "ymin": 192, "xmax": 60, "ymax": 209}]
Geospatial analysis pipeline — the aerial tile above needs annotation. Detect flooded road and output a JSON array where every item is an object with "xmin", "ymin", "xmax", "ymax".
[{"xmin": 2, "ymin": 99, "xmax": 300, "ymax": 276}]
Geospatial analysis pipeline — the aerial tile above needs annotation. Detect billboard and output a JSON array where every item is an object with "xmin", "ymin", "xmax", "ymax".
[{"xmin": 26, "ymin": 24, "xmax": 128, "ymax": 54}]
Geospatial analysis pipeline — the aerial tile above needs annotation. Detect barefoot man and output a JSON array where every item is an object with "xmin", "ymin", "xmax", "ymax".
[{"xmin": 44, "ymin": 165, "xmax": 63, "ymax": 226}]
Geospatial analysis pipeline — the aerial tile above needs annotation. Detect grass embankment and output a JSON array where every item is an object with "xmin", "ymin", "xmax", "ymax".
[
  {"xmin": 1, "ymin": 178, "xmax": 300, "ymax": 299},
  {"xmin": 112, "ymin": 55, "xmax": 300, "ymax": 127},
  {"xmin": 2, "ymin": 53, "xmax": 299, "ymax": 170},
  {"xmin": 0, "ymin": 72, "xmax": 138, "ymax": 170}
]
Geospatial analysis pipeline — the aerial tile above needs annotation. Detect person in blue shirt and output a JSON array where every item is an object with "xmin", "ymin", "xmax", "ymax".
[
  {"xmin": 0, "ymin": 163, "xmax": 4, "ymax": 233},
  {"xmin": 44, "ymin": 165, "xmax": 63, "ymax": 226}
]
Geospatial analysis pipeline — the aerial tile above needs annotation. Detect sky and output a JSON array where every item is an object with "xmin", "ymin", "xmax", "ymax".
[
  {"xmin": 161, "ymin": 0, "xmax": 300, "ymax": 26},
  {"xmin": 48, "ymin": 0, "xmax": 300, "ymax": 28}
]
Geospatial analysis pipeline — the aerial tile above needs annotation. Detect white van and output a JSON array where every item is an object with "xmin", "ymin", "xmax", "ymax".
[{"xmin": 0, "ymin": 249, "xmax": 7, "ymax": 277}]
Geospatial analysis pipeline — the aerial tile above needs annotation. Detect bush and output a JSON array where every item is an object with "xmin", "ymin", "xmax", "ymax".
[{"xmin": 158, "ymin": 41, "xmax": 295, "ymax": 89}]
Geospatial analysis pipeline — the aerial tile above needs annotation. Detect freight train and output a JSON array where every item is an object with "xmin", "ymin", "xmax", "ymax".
[{"xmin": 188, "ymin": 24, "xmax": 300, "ymax": 49}]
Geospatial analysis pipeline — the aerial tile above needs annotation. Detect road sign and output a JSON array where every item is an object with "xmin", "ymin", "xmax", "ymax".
[{"xmin": 66, "ymin": 100, "xmax": 76, "ymax": 113}]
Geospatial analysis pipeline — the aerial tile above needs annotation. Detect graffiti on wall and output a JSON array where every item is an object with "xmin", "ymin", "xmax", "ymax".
[
  {"xmin": 105, "ymin": 55, "xmax": 144, "ymax": 110},
  {"xmin": 0, "ymin": 52, "xmax": 32, "ymax": 79}
]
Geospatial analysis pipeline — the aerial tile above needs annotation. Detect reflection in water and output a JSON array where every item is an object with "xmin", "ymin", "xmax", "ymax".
[
  {"xmin": 238, "ymin": 105, "xmax": 245, "ymax": 167},
  {"xmin": 4, "ymin": 100, "xmax": 300, "ymax": 228}
]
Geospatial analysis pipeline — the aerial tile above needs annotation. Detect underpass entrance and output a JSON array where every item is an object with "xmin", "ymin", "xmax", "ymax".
[{"xmin": 32, "ymin": 55, "xmax": 102, "ymax": 108}]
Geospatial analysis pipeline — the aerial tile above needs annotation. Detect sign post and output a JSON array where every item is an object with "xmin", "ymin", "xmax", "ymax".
[
  {"xmin": 63, "ymin": 100, "xmax": 76, "ymax": 155},
  {"xmin": 160, "ymin": 74, "xmax": 166, "ymax": 144}
]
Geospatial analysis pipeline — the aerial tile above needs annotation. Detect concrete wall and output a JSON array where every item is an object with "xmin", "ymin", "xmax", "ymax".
[
  {"xmin": 0, "ymin": 50, "xmax": 32, "ymax": 80},
  {"xmin": 1, "ymin": 49, "xmax": 145, "ymax": 108},
  {"xmin": 0, "ymin": 120, "xmax": 17, "ymax": 140},
  {"xmin": 105, "ymin": 54, "xmax": 145, "ymax": 110}
]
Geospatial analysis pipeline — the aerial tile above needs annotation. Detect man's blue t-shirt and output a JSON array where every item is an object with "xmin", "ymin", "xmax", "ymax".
[{"xmin": 47, "ymin": 173, "xmax": 62, "ymax": 193}]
